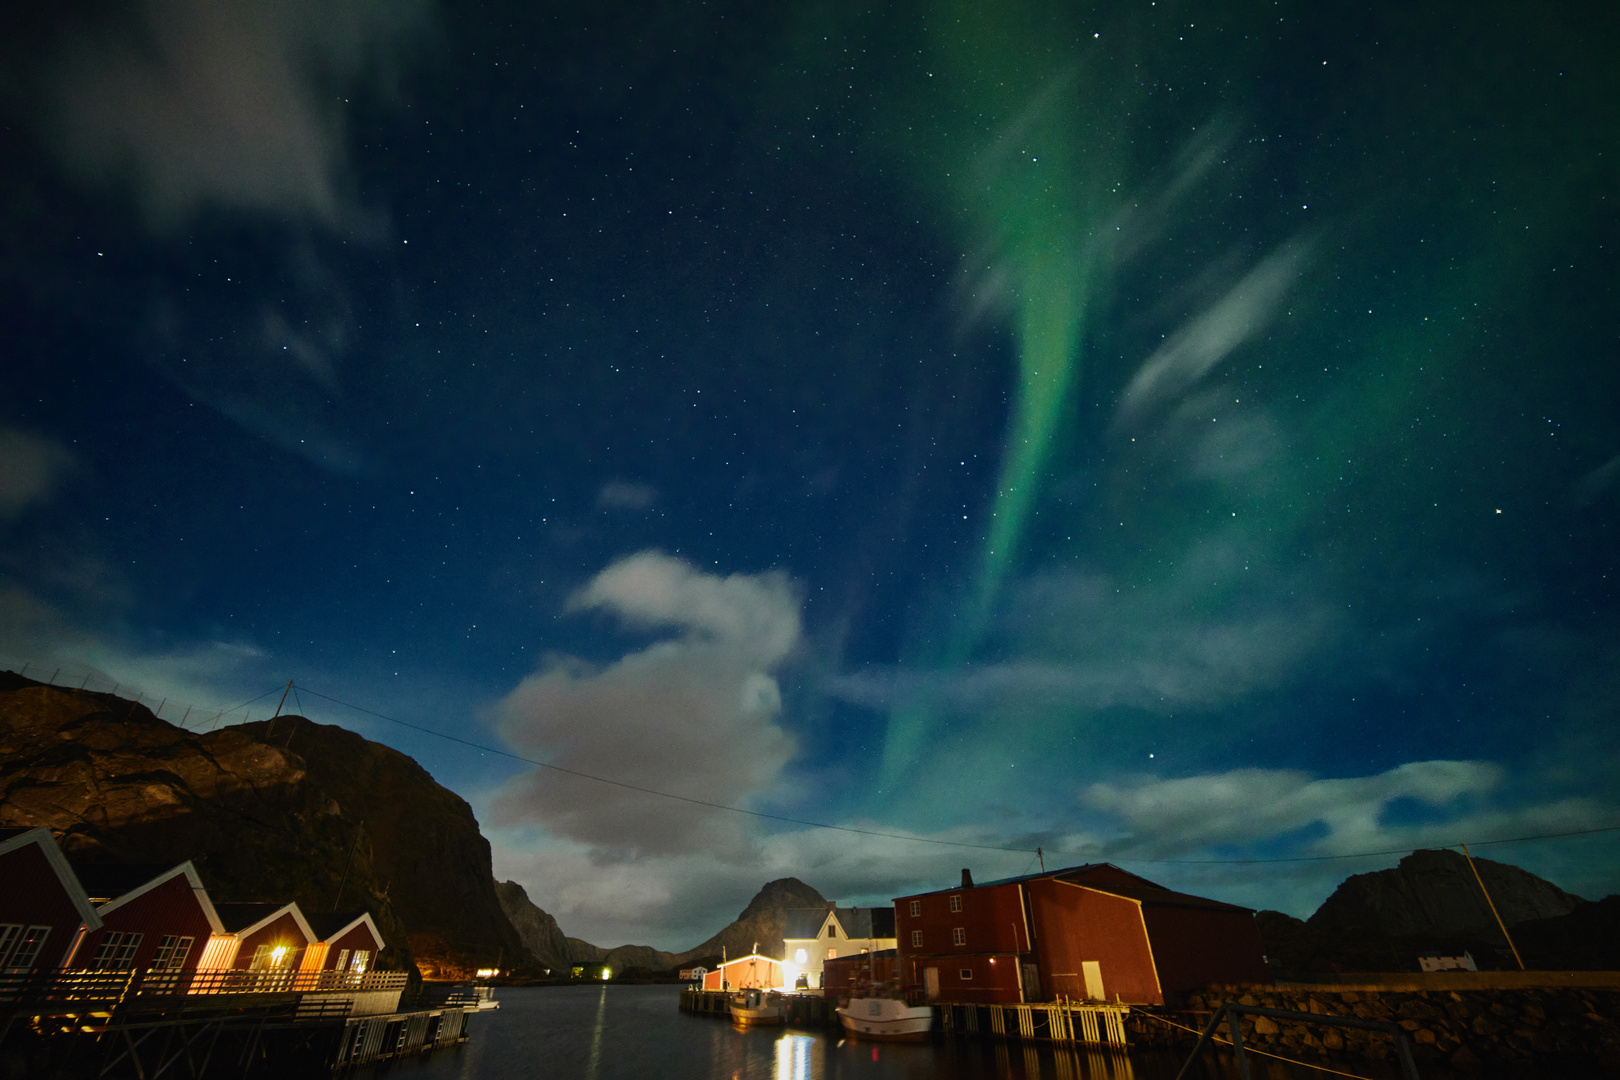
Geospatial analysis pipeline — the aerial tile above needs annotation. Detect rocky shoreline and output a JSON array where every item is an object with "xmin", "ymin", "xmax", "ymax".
[{"xmin": 1128, "ymin": 983, "xmax": 1620, "ymax": 1072}]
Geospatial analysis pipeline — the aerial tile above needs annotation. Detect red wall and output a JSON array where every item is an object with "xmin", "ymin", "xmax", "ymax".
[
  {"xmin": 79, "ymin": 874, "xmax": 214, "ymax": 971},
  {"xmin": 896, "ymin": 882, "xmax": 1028, "ymax": 957},
  {"xmin": 324, "ymin": 923, "xmax": 383, "ymax": 968},
  {"xmin": 903, "ymin": 953, "xmax": 1023, "ymax": 1002},
  {"xmin": 0, "ymin": 844, "xmax": 87, "ymax": 970},
  {"xmin": 1028, "ymin": 879, "xmax": 1162, "ymax": 1005},
  {"xmin": 233, "ymin": 912, "xmax": 309, "ymax": 970},
  {"xmin": 1140, "ymin": 904, "xmax": 1271, "ymax": 998}
]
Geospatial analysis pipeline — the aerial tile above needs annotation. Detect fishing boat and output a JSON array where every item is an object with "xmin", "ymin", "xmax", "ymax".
[
  {"xmin": 835, "ymin": 993, "xmax": 933, "ymax": 1041},
  {"xmin": 728, "ymin": 988, "xmax": 784, "ymax": 1026}
]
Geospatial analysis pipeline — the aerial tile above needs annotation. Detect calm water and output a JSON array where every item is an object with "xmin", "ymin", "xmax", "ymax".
[{"xmin": 362, "ymin": 986, "xmax": 1550, "ymax": 1080}]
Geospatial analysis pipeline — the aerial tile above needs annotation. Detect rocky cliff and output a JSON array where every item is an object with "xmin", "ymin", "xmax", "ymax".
[
  {"xmin": 0, "ymin": 673, "xmax": 531, "ymax": 980},
  {"xmin": 494, "ymin": 879, "xmax": 571, "ymax": 970}
]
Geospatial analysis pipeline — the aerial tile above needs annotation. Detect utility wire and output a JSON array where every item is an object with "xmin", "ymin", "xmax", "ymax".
[{"xmin": 294, "ymin": 684, "xmax": 1620, "ymax": 866}]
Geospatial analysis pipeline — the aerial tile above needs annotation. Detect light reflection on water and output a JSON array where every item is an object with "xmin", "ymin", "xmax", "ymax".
[{"xmin": 362, "ymin": 986, "xmax": 1400, "ymax": 1080}]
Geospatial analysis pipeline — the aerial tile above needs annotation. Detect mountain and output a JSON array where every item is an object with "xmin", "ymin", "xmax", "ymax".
[
  {"xmin": 0, "ymin": 672, "xmax": 533, "ymax": 980},
  {"xmin": 1308, "ymin": 848, "xmax": 1585, "ymax": 939},
  {"xmin": 1257, "ymin": 849, "xmax": 1591, "ymax": 974},
  {"xmin": 495, "ymin": 879, "xmax": 572, "ymax": 970},
  {"xmin": 498, "ymin": 875, "xmax": 828, "ymax": 975},
  {"xmin": 678, "ymin": 877, "xmax": 827, "ymax": 962}
]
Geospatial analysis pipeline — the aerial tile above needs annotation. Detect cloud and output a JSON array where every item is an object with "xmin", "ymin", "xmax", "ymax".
[
  {"xmin": 491, "ymin": 553, "xmax": 801, "ymax": 856},
  {"xmin": 32, "ymin": 0, "xmax": 431, "ymax": 227},
  {"xmin": 0, "ymin": 428, "xmax": 73, "ymax": 517},
  {"xmin": 1114, "ymin": 238, "xmax": 1313, "ymax": 432},
  {"xmin": 828, "ymin": 556, "xmax": 1333, "ymax": 718},
  {"xmin": 595, "ymin": 481, "xmax": 658, "ymax": 512}
]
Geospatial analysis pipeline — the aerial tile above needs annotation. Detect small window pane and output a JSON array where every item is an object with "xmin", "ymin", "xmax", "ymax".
[
  {"xmin": 908, "ymin": 901, "xmax": 920, "ymax": 917},
  {"xmin": 910, "ymin": 930, "xmax": 922, "ymax": 948},
  {"xmin": 952, "ymin": 927, "xmax": 966, "ymax": 946},
  {"xmin": 949, "ymin": 895, "xmax": 962, "ymax": 913},
  {"xmin": 959, "ymin": 968, "xmax": 973, "ymax": 980}
]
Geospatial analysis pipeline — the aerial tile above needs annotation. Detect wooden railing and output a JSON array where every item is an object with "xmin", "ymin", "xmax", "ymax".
[{"xmin": 0, "ymin": 966, "xmax": 407, "ymax": 1006}]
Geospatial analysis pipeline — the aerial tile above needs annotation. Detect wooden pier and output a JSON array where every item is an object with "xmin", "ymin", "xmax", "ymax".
[{"xmin": 679, "ymin": 989, "xmax": 1129, "ymax": 1047}]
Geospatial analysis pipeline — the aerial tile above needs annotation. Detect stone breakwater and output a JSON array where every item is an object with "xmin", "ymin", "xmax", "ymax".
[{"xmin": 1127, "ymin": 986, "xmax": 1620, "ymax": 1070}]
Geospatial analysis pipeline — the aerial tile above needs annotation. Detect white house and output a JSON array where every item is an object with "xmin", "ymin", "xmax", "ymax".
[{"xmin": 781, "ymin": 905, "xmax": 897, "ymax": 990}]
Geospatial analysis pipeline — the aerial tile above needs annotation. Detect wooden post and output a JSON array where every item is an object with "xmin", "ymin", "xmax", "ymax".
[{"xmin": 1460, "ymin": 843, "xmax": 1525, "ymax": 970}]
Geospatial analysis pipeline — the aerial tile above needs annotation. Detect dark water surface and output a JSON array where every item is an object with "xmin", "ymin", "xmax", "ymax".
[{"xmin": 366, "ymin": 987, "xmax": 1553, "ymax": 1080}]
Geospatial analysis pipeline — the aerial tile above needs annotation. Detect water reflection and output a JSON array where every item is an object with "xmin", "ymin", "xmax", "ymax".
[
  {"xmin": 774, "ymin": 1033, "xmax": 813, "ymax": 1080},
  {"xmin": 585, "ymin": 985, "xmax": 608, "ymax": 1080}
]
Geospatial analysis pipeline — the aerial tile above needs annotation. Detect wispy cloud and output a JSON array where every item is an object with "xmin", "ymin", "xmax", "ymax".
[
  {"xmin": 31, "ymin": 0, "xmax": 432, "ymax": 227},
  {"xmin": 0, "ymin": 428, "xmax": 73, "ymax": 518},
  {"xmin": 1114, "ymin": 238, "xmax": 1313, "ymax": 433},
  {"xmin": 595, "ymin": 481, "xmax": 658, "ymax": 512}
]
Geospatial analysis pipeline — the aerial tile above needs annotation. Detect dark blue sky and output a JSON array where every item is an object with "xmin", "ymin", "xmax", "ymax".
[{"xmin": 1, "ymin": 0, "xmax": 1616, "ymax": 947}]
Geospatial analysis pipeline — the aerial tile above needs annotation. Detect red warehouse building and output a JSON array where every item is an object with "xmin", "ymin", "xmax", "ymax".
[
  {"xmin": 0, "ymin": 827, "xmax": 100, "ymax": 971},
  {"xmin": 68, "ymin": 861, "xmax": 223, "ymax": 973},
  {"xmin": 896, "ymin": 865, "xmax": 1270, "ymax": 1006}
]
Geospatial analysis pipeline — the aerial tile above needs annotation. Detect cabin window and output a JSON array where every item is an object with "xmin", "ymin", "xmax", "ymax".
[
  {"xmin": 826, "ymin": 949, "xmax": 836, "ymax": 960},
  {"xmin": 152, "ymin": 935, "xmax": 194, "ymax": 971},
  {"xmin": 908, "ymin": 901, "xmax": 920, "ymax": 917},
  {"xmin": 92, "ymin": 932, "xmax": 144, "ymax": 970},
  {"xmin": 334, "ymin": 949, "xmax": 350, "ymax": 972},
  {"xmin": 949, "ymin": 895, "xmax": 962, "ymax": 913},
  {"xmin": 824, "ymin": 923, "xmax": 838, "ymax": 938},
  {"xmin": 0, "ymin": 924, "xmax": 49, "ymax": 970},
  {"xmin": 350, "ymin": 950, "xmax": 370, "ymax": 973},
  {"xmin": 959, "ymin": 968, "xmax": 973, "ymax": 980},
  {"xmin": 952, "ymin": 927, "xmax": 966, "ymax": 946},
  {"xmin": 910, "ymin": 930, "xmax": 922, "ymax": 948}
]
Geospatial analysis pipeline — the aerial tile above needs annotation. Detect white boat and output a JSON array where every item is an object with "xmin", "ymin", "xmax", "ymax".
[
  {"xmin": 835, "ymin": 995, "xmax": 933, "ymax": 1041},
  {"xmin": 728, "ymin": 989, "xmax": 784, "ymax": 1026}
]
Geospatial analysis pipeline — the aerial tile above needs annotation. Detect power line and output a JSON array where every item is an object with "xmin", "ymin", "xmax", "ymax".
[{"xmin": 293, "ymin": 684, "xmax": 1620, "ymax": 867}]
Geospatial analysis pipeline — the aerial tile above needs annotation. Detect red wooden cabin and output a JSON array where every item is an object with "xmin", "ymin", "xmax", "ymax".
[
  {"xmin": 301, "ymin": 912, "xmax": 385, "ymax": 973},
  {"xmin": 68, "ymin": 861, "xmax": 223, "ymax": 973},
  {"xmin": 0, "ymin": 827, "xmax": 101, "ymax": 971}
]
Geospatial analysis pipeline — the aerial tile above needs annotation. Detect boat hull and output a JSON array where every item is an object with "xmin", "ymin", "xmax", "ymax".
[
  {"xmin": 729, "ymin": 1006, "xmax": 784, "ymax": 1026},
  {"xmin": 836, "ymin": 998, "xmax": 933, "ymax": 1042}
]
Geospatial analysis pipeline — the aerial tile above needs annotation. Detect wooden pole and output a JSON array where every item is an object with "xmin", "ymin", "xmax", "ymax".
[
  {"xmin": 1460, "ymin": 843, "xmax": 1525, "ymax": 971},
  {"xmin": 272, "ymin": 680, "xmax": 293, "ymax": 718}
]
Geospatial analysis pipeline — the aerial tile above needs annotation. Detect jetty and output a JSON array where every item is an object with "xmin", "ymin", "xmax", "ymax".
[{"xmin": 679, "ymin": 988, "xmax": 1129, "ymax": 1047}]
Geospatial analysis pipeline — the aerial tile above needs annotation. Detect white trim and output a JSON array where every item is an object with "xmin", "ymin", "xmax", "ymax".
[
  {"xmin": 227, "ymin": 903, "xmax": 316, "ymax": 943},
  {"xmin": 0, "ymin": 828, "xmax": 101, "ymax": 932},
  {"xmin": 315, "ymin": 911, "xmax": 384, "ymax": 950},
  {"xmin": 95, "ymin": 862, "xmax": 225, "ymax": 935}
]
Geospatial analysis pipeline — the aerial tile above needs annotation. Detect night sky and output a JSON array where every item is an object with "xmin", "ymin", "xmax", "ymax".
[{"xmin": 1, "ymin": 0, "xmax": 1616, "ymax": 949}]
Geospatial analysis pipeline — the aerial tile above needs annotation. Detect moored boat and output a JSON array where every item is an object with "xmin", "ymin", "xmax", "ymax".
[
  {"xmin": 835, "ymin": 995, "xmax": 933, "ymax": 1041},
  {"xmin": 729, "ymin": 988, "xmax": 784, "ymax": 1026}
]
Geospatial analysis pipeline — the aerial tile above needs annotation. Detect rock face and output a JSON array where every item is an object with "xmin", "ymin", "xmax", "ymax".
[
  {"xmin": 1309, "ymin": 849, "xmax": 1585, "ymax": 939},
  {"xmin": 0, "ymin": 673, "xmax": 531, "ymax": 980},
  {"xmin": 495, "ymin": 880, "xmax": 572, "ymax": 971},
  {"xmin": 680, "ymin": 877, "xmax": 827, "ymax": 962}
]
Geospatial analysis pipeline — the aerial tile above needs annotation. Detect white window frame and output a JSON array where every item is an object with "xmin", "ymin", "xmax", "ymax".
[
  {"xmin": 92, "ymin": 931, "xmax": 144, "ymax": 971},
  {"xmin": 908, "ymin": 901, "xmax": 921, "ymax": 917},
  {"xmin": 0, "ymin": 924, "xmax": 21, "ymax": 969},
  {"xmin": 350, "ymin": 949, "xmax": 370, "ymax": 973},
  {"xmin": 959, "ymin": 968, "xmax": 973, "ymax": 980},
  {"xmin": 952, "ymin": 927, "xmax": 966, "ymax": 946},
  {"xmin": 6, "ymin": 925, "xmax": 51, "ymax": 971},
  {"xmin": 152, "ymin": 935, "xmax": 194, "ymax": 972},
  {"xmin": 949, "ymin": 894, "xmax": 962, "ymax": 913},
  {"xmin": 910, "ymin": 930, "xmax": 922, "ymax": 948},
  {"xmin": 334, "ymin": 949, "xmax": 350, "ymax": 972}
]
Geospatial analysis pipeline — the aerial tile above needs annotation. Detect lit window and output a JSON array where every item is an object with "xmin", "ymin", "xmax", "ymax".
[
  {"xmin": 92, "ymin": 932, "xmax": 144, "ymax": 971},
  {"xmin": 3, "ymin": 926, "xmax": 50, "ymax": 970},
  {"xmin": 959, "ymin": 968, "xmax": 973, "ymax": 980},
  {"xmin": 334, "ymin": 949, "xmax": 350, "ymax": 972},
  {"xmin": 151, "ymin": 935, "xmax": 194, "ymax": 972},
  {"xmin": 949, "ymin": 895, "xmax": 962, "ymax": 913},
  {"xmin": 350, "ymin": 950, "xmax": 370, "ymax": 973},
  {"xmin": 908, "ymin": 901, "xmax": 921, "ymax": 917},
  {"xmin": 910, "ymin": 930, "xmax": 922, "ymax": 948},
  {"xmin": 952, "ymin": 927, "xmax": 966, "ymax": 946}
]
